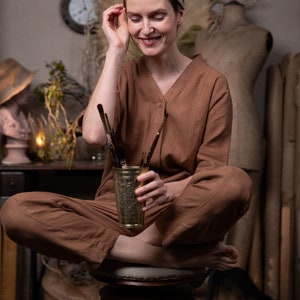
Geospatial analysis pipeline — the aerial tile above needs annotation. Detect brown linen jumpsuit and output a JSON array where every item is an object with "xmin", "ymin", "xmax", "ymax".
[{"xmin": 0, "ymin": 55, "xmax": 252, "ymax": 265}]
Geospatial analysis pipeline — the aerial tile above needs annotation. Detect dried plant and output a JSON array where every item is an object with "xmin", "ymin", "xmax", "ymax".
[{"xmin": 29, "ymin": 61, "xmax": 81, "ymax": 167}]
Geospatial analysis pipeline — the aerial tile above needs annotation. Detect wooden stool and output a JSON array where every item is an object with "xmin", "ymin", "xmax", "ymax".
[{"xmin": 89, "ymin": 260, "xmax": 207, "ymax": 300}]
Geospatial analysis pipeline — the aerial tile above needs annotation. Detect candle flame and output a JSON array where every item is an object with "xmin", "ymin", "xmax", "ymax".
[{"xmin": 36, "ymin": 132, "xmax": 46, "ymax": 147}]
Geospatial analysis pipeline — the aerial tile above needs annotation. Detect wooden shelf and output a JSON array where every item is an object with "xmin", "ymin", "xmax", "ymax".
[{"xmin": 0, "ymin": 160, "xmax": 105, "ymax": 171}]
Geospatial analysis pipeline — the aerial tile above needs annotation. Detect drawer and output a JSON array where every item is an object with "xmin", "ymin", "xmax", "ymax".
[{"xmin": 1, "ymin": 172, "xmax": 25, "ymax": 197}]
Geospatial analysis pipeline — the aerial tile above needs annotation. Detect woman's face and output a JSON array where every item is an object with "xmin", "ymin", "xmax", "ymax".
[{"xmin": 125, "ymin": 0, "xmax": 184, "ymax": 57}]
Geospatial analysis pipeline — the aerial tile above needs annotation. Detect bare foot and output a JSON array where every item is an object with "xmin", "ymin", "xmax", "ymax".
[
  {"xmin": 165, "ymin": 241, "xmax": 238, "ymax": 271},
  {"xmin": 133, "ymin": 223, "xmax": 238, "ymax": 270},
  {"xmin": 107, "ymin": 235, "xmax": 238, "ymax": 271}
]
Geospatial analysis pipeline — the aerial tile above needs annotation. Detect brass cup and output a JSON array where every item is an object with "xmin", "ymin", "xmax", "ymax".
[{"xmin": 113, "ymin": 166, "xmax": 146, "ymax": 228}]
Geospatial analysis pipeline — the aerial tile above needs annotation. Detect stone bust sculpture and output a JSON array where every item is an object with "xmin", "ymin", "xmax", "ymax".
[{"xmin": 0, "ymin": 58, "xmax": 37, "ymax": 164}]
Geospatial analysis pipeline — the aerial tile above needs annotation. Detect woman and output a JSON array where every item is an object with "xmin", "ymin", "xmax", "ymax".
[{"xmin": 1, "ymin": 0, "xmax": 252, "ymax": 271}]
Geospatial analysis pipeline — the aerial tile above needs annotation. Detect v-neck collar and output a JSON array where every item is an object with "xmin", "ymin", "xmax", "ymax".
[{"xmin": 138, "ymin": 55, "xmax": 198, "ymax": 99}]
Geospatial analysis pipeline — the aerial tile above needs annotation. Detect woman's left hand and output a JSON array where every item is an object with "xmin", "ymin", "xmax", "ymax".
[{"xmin": 135, "ymin": 170, "xmax": 175, "ymax": 211}]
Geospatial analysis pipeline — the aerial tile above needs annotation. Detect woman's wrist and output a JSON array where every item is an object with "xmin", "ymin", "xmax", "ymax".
[
  {"xmin": 106, "ymin": 46, "xmax": 127, "ymax": 63},
  {"xmin": 164, "ymin": 176, "xmax": 192, "ymax": 202}
]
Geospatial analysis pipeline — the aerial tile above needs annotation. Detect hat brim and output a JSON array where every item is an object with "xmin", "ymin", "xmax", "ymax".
[{"xmin": 0, "ymin": 70, "xmax": 37, "ymax": 106}]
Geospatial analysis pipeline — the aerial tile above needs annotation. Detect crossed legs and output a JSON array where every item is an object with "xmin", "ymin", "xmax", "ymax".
[{"xmin": 107, "ymin": 223, "xmax": 238, "ymax": 271}]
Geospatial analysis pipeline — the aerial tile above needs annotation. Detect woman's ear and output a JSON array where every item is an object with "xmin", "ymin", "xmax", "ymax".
[{"xmin": 177, "ymin": 9, "xmax": 184, "ymax": 26}]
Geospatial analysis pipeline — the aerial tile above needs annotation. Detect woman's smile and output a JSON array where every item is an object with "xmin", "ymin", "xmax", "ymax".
[{"xmin": 139, "ymin": 35, "xmax": 162, "ymax": 47}]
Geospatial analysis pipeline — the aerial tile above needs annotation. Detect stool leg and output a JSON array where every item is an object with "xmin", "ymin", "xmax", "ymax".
[{"xmin": 205, "ymin": 270, "xmax": 216, "ymax": 300}]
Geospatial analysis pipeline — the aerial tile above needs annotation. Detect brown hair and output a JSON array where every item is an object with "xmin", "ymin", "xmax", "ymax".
[{"xmin": 123, "ymin": 0, "xmax": 184, "ymax": 12}]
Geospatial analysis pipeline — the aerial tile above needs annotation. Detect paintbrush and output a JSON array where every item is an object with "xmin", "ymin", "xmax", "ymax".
[
  {"xmin": 97, "ymin": 104, "xmax": 121, "ymax": 167},
  {"xmin": 141, "ymin": 112, "xmax": 168, "ymax": 169},
  {"xmin": 103, "ymin": 112, "xmax": 127, "ymax": 167}
]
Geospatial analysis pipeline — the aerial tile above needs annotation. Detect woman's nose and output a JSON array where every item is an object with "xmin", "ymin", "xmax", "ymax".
[{"xmin": 141, "ymin": 20, "xmax": 153, "ymax": 35}]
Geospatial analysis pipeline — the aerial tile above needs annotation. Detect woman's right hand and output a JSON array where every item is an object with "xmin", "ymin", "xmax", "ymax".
[{"xmin": 102, "ymin": 4, "xmax": 130, "ymax": 53}]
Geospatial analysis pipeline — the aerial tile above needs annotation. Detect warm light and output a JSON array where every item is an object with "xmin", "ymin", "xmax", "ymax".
[{"xmin": 36, "ymin": 132, "xmax": 46, "ymax": 147}]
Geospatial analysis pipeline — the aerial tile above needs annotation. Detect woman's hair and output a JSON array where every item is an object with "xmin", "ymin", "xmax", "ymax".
[{"xmin": 123, "ymin": 0, "xmax": 184, "ymax": 12}]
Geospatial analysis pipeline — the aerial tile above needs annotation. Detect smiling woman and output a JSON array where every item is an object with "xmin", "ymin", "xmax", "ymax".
[
  {"xmin": 82, "ymin": 0, "xmax": 219, "ymax": 90},
  {"xmin": 1, "ymin": 0, "xmax": 252, "ymax": 279},
  {"xmin": 123, "ymin": 0, "xmax": 184, "ymax": 59}
]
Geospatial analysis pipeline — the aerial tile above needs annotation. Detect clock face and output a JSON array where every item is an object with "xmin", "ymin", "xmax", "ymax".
[{"xmin": 60, "ymin": 0, "xmax": 99, "ymax": 34}]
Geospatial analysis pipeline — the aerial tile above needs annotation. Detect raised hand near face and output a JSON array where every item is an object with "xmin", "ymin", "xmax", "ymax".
[{"xmin": 102, "ymin": 4, "xmax": 130, "ymax": 54}]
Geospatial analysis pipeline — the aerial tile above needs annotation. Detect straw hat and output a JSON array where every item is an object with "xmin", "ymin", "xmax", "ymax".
[{"xmin": 0, "ymin": 58, "xmax": 37, "ymax": 106}]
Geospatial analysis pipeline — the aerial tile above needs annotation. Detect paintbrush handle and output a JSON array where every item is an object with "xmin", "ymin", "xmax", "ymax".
[
  {"xmin": 142, "ymin": 114, "xmax": 168, "ymax": 168},
  {"xmin": 97, "ymin": 104, "xmax": 109, "ymax": 134},
  {"xmin": 97, "ymin": 104, "xmax": 121, "ymax": 167}
]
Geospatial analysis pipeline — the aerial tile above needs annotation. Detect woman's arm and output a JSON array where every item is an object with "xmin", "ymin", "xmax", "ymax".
[{"xmin": 82, "ymin": 4, "xmax": 129, "ymax": 145}]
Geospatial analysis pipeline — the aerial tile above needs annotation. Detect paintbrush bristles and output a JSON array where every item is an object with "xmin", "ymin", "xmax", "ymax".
[{"xmin": 97, "ymin": 104, "xmax": 122, "ymax": 167}]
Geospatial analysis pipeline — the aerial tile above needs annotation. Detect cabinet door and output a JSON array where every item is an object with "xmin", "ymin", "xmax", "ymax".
[
  {"xmin": 1, "ymin": 213, "xmax": 18, "ymax": 300},
  {"xmin": 0, "ymin": 171, "xmax": 25, "ymax": 300},
  {"xmin": 1, "ymin": 171, "xmax": 25, "ymax": 199}
]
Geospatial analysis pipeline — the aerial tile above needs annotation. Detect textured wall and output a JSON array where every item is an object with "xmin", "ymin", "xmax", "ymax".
[{"xmin": 0, "ymin": 0, "xmax": 88, "ymax": 87}]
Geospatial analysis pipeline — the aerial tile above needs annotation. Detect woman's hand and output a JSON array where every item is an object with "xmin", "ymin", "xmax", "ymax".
[
  {"xmin": 135, "ymin": 170, "xmax": 174, "ymax": 211},
  {"xmin": 135, "ymin": 171, "xmax": 192, "ymax": 211},
  {"xmin": 102, "ymin": 4, "xmax": 130, "ymax": 53}
]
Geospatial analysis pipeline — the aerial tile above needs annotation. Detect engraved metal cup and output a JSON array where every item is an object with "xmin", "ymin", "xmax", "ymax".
[{"xmin": 113, "ymin": 166, "xmax": 145, "ymax": 228}]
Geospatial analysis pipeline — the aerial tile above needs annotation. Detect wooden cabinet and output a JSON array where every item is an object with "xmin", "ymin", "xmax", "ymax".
[
  {"xmin": 1, "ymin": 172, "xmax": 25, "ymax": 198},
  {"xmin": 0, "ymin": 161, "xmax": 104, "ymax": 300}
]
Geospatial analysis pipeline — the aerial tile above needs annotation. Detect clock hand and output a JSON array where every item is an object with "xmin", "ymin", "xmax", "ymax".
[
  {"xmin": 73, "ymin": 8, "xmax": 87, "ymax": 17},
  {"xmin": 71, "ymin": 0, "xmax": 87, "ymax": 16},
  {"xmin": 82, "ymin": 0, "xmax": 88, "ymax": 11}
]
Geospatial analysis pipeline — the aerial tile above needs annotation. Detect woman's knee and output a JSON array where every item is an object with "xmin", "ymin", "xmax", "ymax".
[
  {"xmin": 1, "ymin": 193, "xmax": 24, "ymax": 237},
  {"xmin": 225, "ymin": 166, "xmax": 253, "ymax": 213},
  {"xmin": 0, "ymin": 192, "xmax": 45, "ymax": 239}
]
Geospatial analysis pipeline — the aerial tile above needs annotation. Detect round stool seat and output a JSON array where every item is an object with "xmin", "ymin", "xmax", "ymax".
[{"xmin": 89, "ymin": 260, "xmax": 207, "ymax": 287}]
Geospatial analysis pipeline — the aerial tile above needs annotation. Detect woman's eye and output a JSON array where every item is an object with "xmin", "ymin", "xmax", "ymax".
[
  {"xmin": 128, "ymin": 15, "xmax": 141, "ymax": 23},
  {"xmin": 127, "ymin": 13, "xmax": 166, "ymax": 23},
  {"xmin": 152, "ymin": 14, "xmax": 165, "ymax": 21}
]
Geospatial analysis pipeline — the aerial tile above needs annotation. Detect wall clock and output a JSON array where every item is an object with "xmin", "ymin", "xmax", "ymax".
[{"xmin": 60, "ymin": 0, "xmax": 99, "ymax": 34}]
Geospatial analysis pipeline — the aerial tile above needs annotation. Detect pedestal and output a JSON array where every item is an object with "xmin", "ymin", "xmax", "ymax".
[{"xmin": 2, "ymin": 143, "xmax": 31, "ymax": 164}]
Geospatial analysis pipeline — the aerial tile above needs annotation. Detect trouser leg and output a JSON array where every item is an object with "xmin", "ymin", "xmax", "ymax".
[
  {"xmin": 0, "ymin": 166, "xmax": 252, "ymax": 264},
  {"xmin": 0, "ymin": 192, "xmax": 130, "ymax": 264},
  {"xmin": 156, "ymin": 166, "xmax": 252, "ymax": 246}
]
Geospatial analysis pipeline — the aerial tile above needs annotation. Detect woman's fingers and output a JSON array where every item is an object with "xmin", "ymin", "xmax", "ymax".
[
  {"xmin": 136, "ymin": 170, "xmax": 161, "ymax": 198},
  {"xmin": 136, "ymin": 181, "xmax": 165, "ymax": 201},
  {"xmin": 136, "ymin": 171, "xmax": 172, "ymax": 210},
  {"xmin": 102, "ymin": 4, "xmax": 129, "ymax": 47}
]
